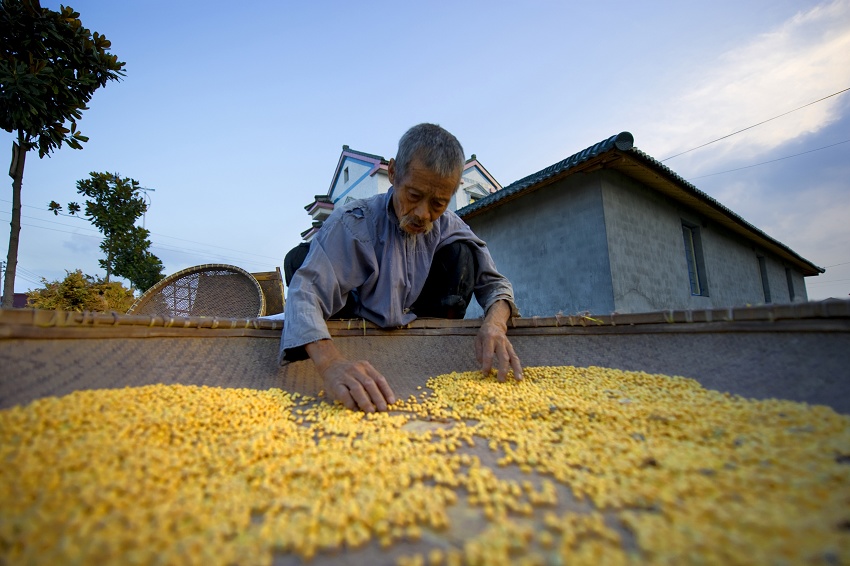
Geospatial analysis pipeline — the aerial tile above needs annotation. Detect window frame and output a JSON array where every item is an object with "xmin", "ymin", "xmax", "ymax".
[
  {"xmin": 785, "ymin": 267, "xmax": 795, "ymax": 301},
  {"xmin": 758, "ymin": 255, "xmax": 772, "ymax": 303},
  {"xmin": 681, "ymin": 221, "xmax": 709, "ymax": 297}
]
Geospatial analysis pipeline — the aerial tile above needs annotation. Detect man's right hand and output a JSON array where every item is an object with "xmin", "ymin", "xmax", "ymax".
[{"xmin": 305, "ymin": 339, "xmax": 396, "ymax": 412}]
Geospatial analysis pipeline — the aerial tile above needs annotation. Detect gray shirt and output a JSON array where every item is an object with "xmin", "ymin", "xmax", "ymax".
[{"xmin": 280, "ymin": 188, "xmax": 517, "ymax": 363}]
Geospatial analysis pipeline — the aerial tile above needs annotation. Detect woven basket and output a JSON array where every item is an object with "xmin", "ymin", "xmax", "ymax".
[
  {"xmin": 2, "ymin": 300, "xmax": 849, "ymax": 413},
  {"xmin": 127, "ymin": 264, "xmax": 265, "ymax": 318},
  {"xmin": 252, "ymin": 267, "xmax": 285, "ymax": 316},
  {"xmin": 1, "ymin": 301, "xmax": 849, "ymax": 564}
]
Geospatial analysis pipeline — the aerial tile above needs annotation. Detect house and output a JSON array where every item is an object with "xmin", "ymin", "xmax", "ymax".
[
  {"xmin": 301, "ymin": 146, "xmax": 502, "ymax": 241},
  {"xmin": 457, "ymin": 132, "xmax": 823, "ymax": 317}
]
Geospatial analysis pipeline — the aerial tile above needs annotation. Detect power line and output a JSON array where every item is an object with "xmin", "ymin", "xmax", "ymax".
[
  {"xmin": 146, "ymin": 243, "xmax": 272, "ymax": 270},
  {"xmin": 0, "ymin": 216, "xmax": 274, "ymax": 271},
  {"xmin": 16, "ymin": 265, "xmax": 46, "ymax": 281},
  {"xmin": 807, "ymin": 278, "xmax": 850, "ymax": 285},
  {"xmin": 0, "ymin": 213, "xmax": 99, "ymax": 239},
  {"xmin": 661, "ymin": 86, "xmax": 850, "ymax": 162},
  {"xmin": 5, "ymin": 211, "xmax": 100, "ymax": 235},
  {"xmin": 0, "ymin": 210, "xmax": 282, "ymax": 267},
  {"xmin": 11, "ymin": 271, "xmax": 41, "ymax": 286},
  {"xmin": 824, "ymin": 260, "xmax": 850, "ymax": 268},
  {"xmin": 146, "ymin": 231, "xmax": 281, "ymax": 263},
  {"xmin": 0, "ymin": 199, "xmax": 282, "ymax": 262},
  {"xmin": 2, "ymin": 260, "xmax": 54, "ymax": 287},
  {"xmin": 687, "ymin": 139, "xmax": 850, "ymax": 180}
]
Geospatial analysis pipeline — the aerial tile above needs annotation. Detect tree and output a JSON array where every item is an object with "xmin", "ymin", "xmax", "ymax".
[
  {"xmin": 26, "ymin": 269, "xmax": 135, "ymax": 312},
  {"xmin": 52, "ymin": 172, "xmax": 164, "ymax": 292},
  {"xmin": 111, "ymin": 226, "xmax": 164, "ymax": 292},
  {"xmin": 1, "ymin": 0, "xmax": 125, "ymax": 307}
]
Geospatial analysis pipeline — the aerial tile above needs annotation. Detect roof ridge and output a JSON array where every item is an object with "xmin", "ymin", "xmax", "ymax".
[
  {"xmin": 625, "ymin": 146, "xmax": 823, "ymax": 273},
  {"xmin": 341, "ymin": 146, "xmax": 389, "ymax": 163},
  {"xmin": 457, "ymin": 132, "xmax": 633, "ymax": 216},
  {"xmin": 456, "ymin": 131, "xmax": 822, "ymax": 275}
]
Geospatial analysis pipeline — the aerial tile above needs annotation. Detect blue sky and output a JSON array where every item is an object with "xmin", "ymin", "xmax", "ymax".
[{"xmin": 2, "ymin": 0, "xmax": 849, "ymax": 301}]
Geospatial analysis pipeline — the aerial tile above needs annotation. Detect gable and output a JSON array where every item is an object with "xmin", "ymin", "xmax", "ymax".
[{"xmin": 327, "ymin": 148, "xmax": 389, "ymax": 204}]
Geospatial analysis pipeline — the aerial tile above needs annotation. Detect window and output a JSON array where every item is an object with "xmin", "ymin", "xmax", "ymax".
[
  {"xmin": 682, "ymin": 222, "xmax": 708, "ymax": 296},
  {"xmin": 785, "ymin": 268, "xmax": 795, "ymax": 301},
  {"xmin": 343, "ymin": 167, "xmax": 349, "ymax": 184},
  {"xmin": 464, "ymin": 186, "xmax": 488, "ymax": 206},
  {"xmin": 758, "ymin": 256, "xmax": 771, "ymax": 303}
]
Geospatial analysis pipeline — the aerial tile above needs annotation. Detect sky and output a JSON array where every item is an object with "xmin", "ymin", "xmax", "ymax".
[{"xmin": 2, "ymin": 0, "xmax": 849, "ymax": 302}]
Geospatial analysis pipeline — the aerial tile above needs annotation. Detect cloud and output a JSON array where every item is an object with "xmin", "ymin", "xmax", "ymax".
[
  {"xmin": 698, "ymin": 146, "xmax": 850, "ymax": 299},
  {"xmin": 768, "ymin": 182, "xmax": 850, "ymax": 265},
  {"xmin": 62, "ymin": 232, "xmax": 101, "ymax": 256},
  {"xmin": 644, "ymin": 0, "xmax": 850, "ymax": 170},
  {"xmin": 778, "ymin": 189, "xmax": 850, "ymax": 300}
]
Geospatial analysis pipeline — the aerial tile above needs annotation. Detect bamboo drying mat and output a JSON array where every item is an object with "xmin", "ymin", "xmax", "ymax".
[
  {"xmin": 2, "ymin": 303, "xmax": 849, "ymax": 565},
  {"xmin": 1, "ymin": 301, "xmax": 849, "ymax": 413}
]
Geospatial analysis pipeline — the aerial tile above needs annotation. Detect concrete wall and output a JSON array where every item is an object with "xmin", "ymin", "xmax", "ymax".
[
  {"xmin": 465, "ymin": 175, "xmax": 615, "ymax": 318},
  {"xmin": 786, "ymin": 266, "xmax": 809, "ymax": 302},
  {"xmin": 600, "ymin": 170, "xmax": 808, "ymax": 311},
  {"xmin": 600, "ymin": 172, "xmax": 699, "ymax": 312},
  {"xmin": 754, "ymin": 249, "xmax": 809, "ymax": 303},
  {"xmin": 464, "ymin": 168, "xmax": 810, "ymax": 318}
]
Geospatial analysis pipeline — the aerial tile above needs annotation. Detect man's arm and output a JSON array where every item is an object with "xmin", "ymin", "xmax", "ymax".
[
  {"xmin": 280, "ymin": 209, "xmax": 375, "ymax": 363},
  {"xmin": 475, "ymin": 299, "xmax": 523, "ymax": 382},
  {"xmin": 306, "ymin": 339, "xmax": 396, "ymax": 413}
]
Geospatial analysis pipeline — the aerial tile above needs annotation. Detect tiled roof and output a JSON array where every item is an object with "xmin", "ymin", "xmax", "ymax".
[
  {"xmin": 457, "ymin": 132, "xmax": 823, "ymax": 276},
  {"xmin": 457, "ymin": 132, "xmax": 635, "ymax": 218},
  {"xmin": 341, "ymin": 146, "xmax": 389, "ymax": 164}
]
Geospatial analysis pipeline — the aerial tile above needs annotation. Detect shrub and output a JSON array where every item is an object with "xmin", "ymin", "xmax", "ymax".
[{"xmin": 26, "ymin": 269, "xmax": 135, "ymax": 312}]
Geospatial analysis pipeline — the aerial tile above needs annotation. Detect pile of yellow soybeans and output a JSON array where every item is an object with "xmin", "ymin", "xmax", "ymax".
[{"xmin": 1, "ymin": 366, "xmax": 848, "ymax": 565}]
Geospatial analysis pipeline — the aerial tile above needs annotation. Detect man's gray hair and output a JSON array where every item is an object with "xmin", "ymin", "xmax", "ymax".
[{"xmin": 394, "ymin": 123, "xmax": 465, "ymax": 184}]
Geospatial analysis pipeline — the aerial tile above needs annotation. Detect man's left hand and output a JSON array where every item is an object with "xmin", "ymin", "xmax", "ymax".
[{"xmin": 475, "ymin": 300, "xmax": 523, "ymax": 382}]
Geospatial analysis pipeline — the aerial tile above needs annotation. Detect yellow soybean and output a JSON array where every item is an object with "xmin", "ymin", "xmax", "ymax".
[{"xmin": 0, "ymin": 366, "xmax": 848, "ymax": 565}]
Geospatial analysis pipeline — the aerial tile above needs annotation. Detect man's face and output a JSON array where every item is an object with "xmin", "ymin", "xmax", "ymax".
[{"xmin": 388, "ymin": 157, "xmax": 459, "ymax": 236}]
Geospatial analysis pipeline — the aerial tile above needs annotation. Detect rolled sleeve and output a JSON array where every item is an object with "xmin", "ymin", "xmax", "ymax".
[
  {"xmin": 279, "ymin": 287, "xmax": 332, "ymax": 364},
  {"xmin": 469, "ymin": 240, "xmax": 520, "ymax": 318},
  {"xmin": 279, "ymin": 207, "xmax": 374, "ymax": 364}
]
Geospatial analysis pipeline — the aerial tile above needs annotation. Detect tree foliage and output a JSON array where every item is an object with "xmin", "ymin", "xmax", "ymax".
[
  {"xmin": 52, "ymin": 172, "xmax": 165, "ymax": 292},
  {"xmin": 0, "ymin": 0, "xmax": 125, "ymax": 156},
  {"xmin": 26, "ymin": 269, "xmax": 135, "ymax": 312},
  {"xmin": 111, "ymin": 226, "xmax": 165, "ymax": 292},
  {"xmin": 1, "ymin": 0, "xmax": 125, "ymax": 307}
]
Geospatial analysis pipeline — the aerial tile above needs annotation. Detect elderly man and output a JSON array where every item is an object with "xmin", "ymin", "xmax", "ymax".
[{"xmin": 281, "ymin": 123, "xmax": 522, "ymax": 412}]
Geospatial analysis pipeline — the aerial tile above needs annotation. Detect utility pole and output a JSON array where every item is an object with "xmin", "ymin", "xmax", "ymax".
[
  {"xmin": 111, "ymin": 174, "xmax": 156, "ymax": 228},
  {"xmin": 0, "ymin": 261, "xmax": 6, "ymax": 307},
  {"xmin": 138, "ymin": 186, "xmax": 155, "ymax": 228}
]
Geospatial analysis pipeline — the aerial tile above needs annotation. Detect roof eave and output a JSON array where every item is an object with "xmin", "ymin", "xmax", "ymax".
[
  {"xmin": 458, "ymin": 131, "xmax": 822, "ymax": 277},
  {"xmin": 327, "ymin": 147, "xmax": 389, "ymax": 197},
  {"xmin": 458, "ymin": 151, "xmax": 625, "ymax": 221},
  {"xmin": 610, "ymin": 152, "xmax": 824, "ymax": 277}
]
